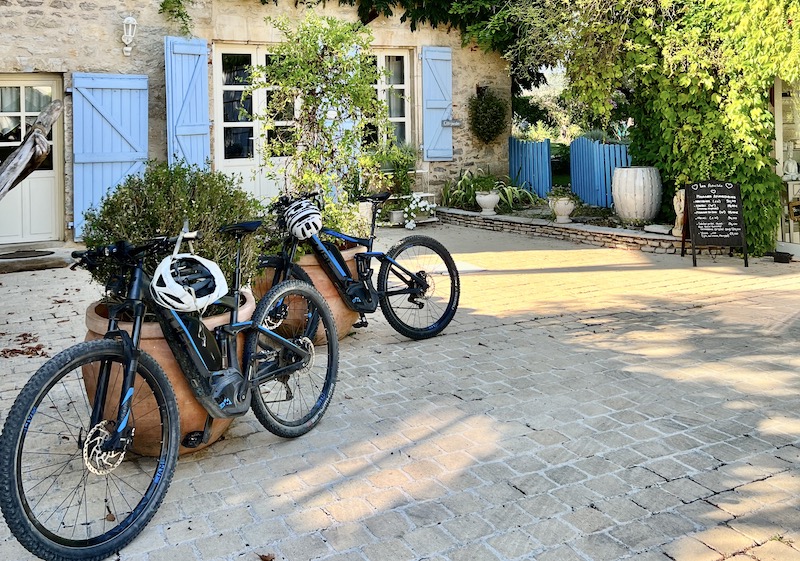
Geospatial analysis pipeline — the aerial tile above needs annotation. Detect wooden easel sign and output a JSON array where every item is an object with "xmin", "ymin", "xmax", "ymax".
[{"xmin": 681, "ymin": 180, "xmax": 748, "ymax": 267}]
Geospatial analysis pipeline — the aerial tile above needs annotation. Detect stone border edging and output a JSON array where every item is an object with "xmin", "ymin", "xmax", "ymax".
[{"xmin": 436, "ymin": 207, "xmax": 683, "ymax": 253}]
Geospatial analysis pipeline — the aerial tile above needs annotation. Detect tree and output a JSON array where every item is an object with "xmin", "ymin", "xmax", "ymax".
[{"xmin": 248, "ymin": 12, "xmax": 391, "ymax": 198}]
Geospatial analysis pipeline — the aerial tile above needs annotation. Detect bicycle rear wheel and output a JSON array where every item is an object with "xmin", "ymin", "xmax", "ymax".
[
  {"xmin": 0, "ymin": 339, "xmax": 180, "ymax": 561},
  {"xmin": 246, "ymin": 280, "xmax": 338, "ymax": 438},
  {"xmin": 377, "ymin": 235, "xmax": 460, "ymax": 340}
]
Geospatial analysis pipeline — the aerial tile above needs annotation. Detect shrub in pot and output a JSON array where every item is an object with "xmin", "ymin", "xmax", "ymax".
[{"xmin": 81, "ymin": 159, "xmax": 264, "ymax": 454}]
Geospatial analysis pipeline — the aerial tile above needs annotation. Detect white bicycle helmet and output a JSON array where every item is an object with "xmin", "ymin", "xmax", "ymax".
[
  {"xmin": 284, "ymin": 199, "xmax": 322, "ymax": 240},
  {"xmin": 150, "ymin": 253, "xmax": 229, "ymax": 312}
]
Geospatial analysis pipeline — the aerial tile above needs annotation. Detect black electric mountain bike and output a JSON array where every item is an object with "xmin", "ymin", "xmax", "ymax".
[
  {"xmin": 0, "ymin": 223, "xmax": 337, "ymax": 561},
  {"xmin": 261, "ymin": 192, "xmax": 460, "ymax": 340}
]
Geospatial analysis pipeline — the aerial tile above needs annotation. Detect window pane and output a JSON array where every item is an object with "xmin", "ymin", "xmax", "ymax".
[
  {"xmin": 222, "ymin": 54, "xmax": 252, "ymax": 85},
  {"xmin": 26, "ymin": 116, "xmax": 53, "ymax": 140},
  {"xmin": 267, "ymin": 127, "xmax": 294, "ymax": 157},
  {"xmin": 385, "ymin": 56, "xmax": 404, "ymax": 85},
  {"xmin": 0, "ymin": 87, "xmax": 20, "ymax": 112},
  {"xmin": 266, "ymin": 91, "xmax": 294, "ymax": 122},
  {"xmin": 25, "ymin": 86, "xmax": 52, "ymax": 113},
  {"xmin": 0, "ymin": 116, "xmax": 21, "ymax": 142},
  {"xmin": 386, "ymin": 89, "xmax": 405, "ymax": 118},
  {"xmin": 224, "ymin": 126, "xmax": 253, "ymax": 159},
  {"xmin": 223, "ymin": 91, "xmax": 252, "ymax": 122},
  {"xmin": 392, "ymin": 122, "xmax": 406, "ymax": 144}
]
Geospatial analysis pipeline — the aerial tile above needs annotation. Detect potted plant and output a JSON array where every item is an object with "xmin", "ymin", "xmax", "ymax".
[
  {"xmin": 81, "ymin": 159, "xmax": 264, "ymax": 454},
  {"xmin": 248, "ymin": 12, "xmax": 393, "ymax": 336},
  {"xmin": 468, "ymin": 87, "xmax": 509, "ymax": 144},
  {"xmin": 400, "ymin": 193, "xmax": 436, "ymax": 230},
  {"xmin": 548, "ymin": 184, "xmax": 580, "ymax": 223}
]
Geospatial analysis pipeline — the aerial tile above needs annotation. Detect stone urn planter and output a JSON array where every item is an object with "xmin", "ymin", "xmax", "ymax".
[
  {"xmin": 388, "ymin": 209, "xmax": 404, "ymax": 225},
  {"xmin": 475, "ymin": 190, "xmax": 500, "ymax": 216},
  {"xmin": 548, "ymin": 196, "xmax": 576, "ymax": 224},
  {"xmin": 83, "ymin": 290, "xmax": 256, "ymax": 456},
  {"xmin": 253, "ymin": 246, "xmax": 362, "ymax": 341},
  {"xmin": 612, "ymin": 166, "xmax": 662, "ymax": 223}
]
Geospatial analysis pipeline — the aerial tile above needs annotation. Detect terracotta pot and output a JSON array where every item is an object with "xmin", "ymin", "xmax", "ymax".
[
  {"xmin": 253, "ymin": 247, "xmax": 361, "ymax": 341},
  {"xmin": 84, "ymin": 290, "xmax": 256, "ymax": 456}
]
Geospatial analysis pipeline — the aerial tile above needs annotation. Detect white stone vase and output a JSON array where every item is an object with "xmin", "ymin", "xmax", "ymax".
[
  {"xmin": 475, "ymin": 190, "xmax": 500, "ymax": 216},
  {"xmin": 611, "ymin": 166, "xmax": 662, "ymax": 223},
  {"xmin": 388, "ymin": 210, "xmax": 404, "ymax": 224},
  {"xmin": 548, "ymin": 197, "xmax": 576, "ymax": 224}
]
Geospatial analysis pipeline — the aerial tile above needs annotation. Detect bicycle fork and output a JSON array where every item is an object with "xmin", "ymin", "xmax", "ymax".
[{"xmin": 88, "ymin": 264, "xmax": 148, "ymax": 454}]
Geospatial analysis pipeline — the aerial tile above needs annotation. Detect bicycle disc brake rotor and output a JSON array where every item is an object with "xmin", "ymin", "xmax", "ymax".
[
  {"xmin": 83, "ymin": 420, "xmax": 127, "ymax": 475},
  {"xmin": 296, "ymin": 336, "xmax": 314, "ymax": 374}
]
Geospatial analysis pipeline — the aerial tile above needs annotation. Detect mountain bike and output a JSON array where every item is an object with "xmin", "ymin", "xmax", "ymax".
[
  {"xmin": 0, "ymin": 223, "xmax": 338, "ymax": 561},
  {"xmin": 261, "ymin": 192, "xmax": 460, "ymax": 340}
]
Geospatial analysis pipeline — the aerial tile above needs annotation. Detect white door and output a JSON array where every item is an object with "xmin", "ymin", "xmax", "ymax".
[
  {"xmin": 212, "ymin": 45, "xmax": 287, "ymax": 204},
  {"xmin": 0, "ymin": 75, "xmax": 63, "ymax": 244}
]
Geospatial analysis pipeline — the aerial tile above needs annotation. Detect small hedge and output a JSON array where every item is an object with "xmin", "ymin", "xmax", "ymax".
[{"xmin": 468, "ymin": 89, "xmax": 509, "ymax": 144}]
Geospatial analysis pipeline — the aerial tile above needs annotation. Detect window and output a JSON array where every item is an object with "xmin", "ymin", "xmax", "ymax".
[
  {"xmin": 218, "ymin": 50, "xmax": 298, "ymax": 161},
  {"xmin": 374, "ymin": 51, "xmax": 411, "ymax": 145},
  {"xmin": 0, "ymin": 85, "xmax": 54, "ymax": 169}
]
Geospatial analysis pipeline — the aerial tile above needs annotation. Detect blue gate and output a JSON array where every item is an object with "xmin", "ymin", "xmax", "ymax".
[
  {"xmin": 569, "ymin": 137, "xmax": 630, "ymax": 207},
  {"xmin": 509, "ymin": 137, "xmax": 551, "ymax": 197}
]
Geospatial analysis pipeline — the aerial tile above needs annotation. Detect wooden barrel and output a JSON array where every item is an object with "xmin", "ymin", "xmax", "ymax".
[{"xmin": 611, "ymin": 166, "xmax": 662, "ymax": 222}]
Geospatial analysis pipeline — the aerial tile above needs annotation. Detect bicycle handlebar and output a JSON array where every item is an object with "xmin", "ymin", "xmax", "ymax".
[{"xmin": 70, "ymin": 231, "xmax": 201, "ymax": 271}]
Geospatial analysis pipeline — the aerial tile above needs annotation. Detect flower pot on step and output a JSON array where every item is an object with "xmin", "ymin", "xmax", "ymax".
[
  {"xmin": 475, "ymin": 190, "xmax": 500, "ymax": 216},
  {"xmin": 612, "ymin": 166, "xmax": 662, "ymax": 223}
]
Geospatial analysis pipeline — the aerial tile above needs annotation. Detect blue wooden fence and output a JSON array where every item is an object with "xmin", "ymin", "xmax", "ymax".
[
  {"xmin": 509, "ymin": 137, "xmax": 551, "ymax": 198},
  {"xmin": 569, "ymin": 137, "xmax": 631, "ymax": 207}
]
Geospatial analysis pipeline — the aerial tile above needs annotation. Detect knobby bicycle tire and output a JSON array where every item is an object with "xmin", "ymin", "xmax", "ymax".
[
  {"xmin": 0, "ymin": 339, "xmax": 180, "ymax": 561},
  {"xmin": 245, "ymin": 280, "xmax": 338, "ymax": 438},
  {"xmin": 377, "ymin": 235, "xmax": 460, "ymax": 340}
]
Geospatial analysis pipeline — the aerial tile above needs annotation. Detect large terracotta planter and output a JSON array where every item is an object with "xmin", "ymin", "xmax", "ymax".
[
  {"xmin": 612, "ymin": 166, "xmax": 662, "ymax": 222},
  {"xmin": 252, "ymin": 247, "xmax": 361, "ymax": 341},
  {"xmin": 84, "ymin": 290, "xmax": 256, "ymax": 456}
]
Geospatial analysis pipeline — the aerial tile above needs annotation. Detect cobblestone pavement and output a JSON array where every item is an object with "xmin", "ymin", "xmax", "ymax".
[{"xmin": 1, "ymin": 223, "xmax": 800, "ymax": 561}]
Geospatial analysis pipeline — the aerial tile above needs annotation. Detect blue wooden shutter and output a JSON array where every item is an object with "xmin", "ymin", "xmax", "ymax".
[
  {"xmin": 72, "ymin": 73, "xmax": 148, "ymax": 237},
  {"xmin": 421, "ymin": 46, "xmax": 453, "ymax": 161},
  {"xmin": 165, "ymin": 36, "xmax": 210, "ymax": 168}
]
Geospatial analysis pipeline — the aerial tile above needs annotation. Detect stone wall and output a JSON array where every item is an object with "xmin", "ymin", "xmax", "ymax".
[
  {"xmin": 437, "ymin": 208, "xmax": 688, "ymax": 253},
  {"xmin": 0, "ymin": 0, "xmax": 510, "ymax": 241}
]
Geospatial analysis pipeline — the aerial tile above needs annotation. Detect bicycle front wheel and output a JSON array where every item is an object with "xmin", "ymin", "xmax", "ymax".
[
  {"xmin": 377, "ymin": 235, "xmax": 460, "ymax": 340},
  {"xmin": 0, "ymin": 339, "xmax": 180, "ymax": 561},
  {"xmin": 245, "ymin": 280, "xmax": 338, "ymax": 438}
]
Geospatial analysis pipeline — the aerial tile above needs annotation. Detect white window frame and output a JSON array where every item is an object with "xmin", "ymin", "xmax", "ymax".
[{"xmin": 374, "ymin": 49, "xmax": 412, "ymax": 145}]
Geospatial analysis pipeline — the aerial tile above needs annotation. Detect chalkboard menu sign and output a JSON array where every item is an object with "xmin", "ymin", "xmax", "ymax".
[{"xmin": 683, "ymin": 181, "xmax": 748, "ymax": 267}]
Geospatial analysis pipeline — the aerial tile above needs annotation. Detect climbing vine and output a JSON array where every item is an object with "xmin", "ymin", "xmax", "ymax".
[{"xmin": 566, "ymin": 0, "xmax": 800, "ymax": 254}]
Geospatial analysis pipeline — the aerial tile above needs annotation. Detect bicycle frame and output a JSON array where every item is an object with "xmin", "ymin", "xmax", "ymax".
[
  {"xmin": 275, "ymin": 198, "xmax": 431, "ymax": 315},
  {"xmin": 93, "ymin": 238, "xmax": 315, "ymax": 452}
]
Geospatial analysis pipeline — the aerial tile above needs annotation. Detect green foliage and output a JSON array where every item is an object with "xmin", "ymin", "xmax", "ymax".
[
  {"xmin": 548, "ymin": 184, "xmax": 581, "ymax": 203},
  {"xmin": 565, "ymin": 0, "xmax": 800, "ymax": 254},
  {"xmin": 375, "ymin": 143, "xmax": 418, "ymax": 196},
  {"xmin": 468, "ymin": 89, "xmax": 509, "ymax": 144},
  {"xmin": 248, "ymin": 12, "xmax": 391, "ymax": 198},
  {"xmin": 441, "ymin": 170, "xmax": 505, "ymax": 211},
  {"xmin": 159, "ymin": 0, "xmax": 192, "ymax": 36},
  {"xmin": 82, "ymin": 160, "xmax": 264, "ymax": 288},
  {"xmin": 495, "ymin": 180, "xmax": 541, "ymax": 213},
  {"xmin": 513, "ymin": 120, "xmax": 555, "ymax": 142}
]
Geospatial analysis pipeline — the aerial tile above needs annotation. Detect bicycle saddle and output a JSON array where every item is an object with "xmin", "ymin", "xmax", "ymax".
[
  {"xmin": 219, "ymin": 220, "xmax": 263, "ymax": 236},
  {"xmin": 359, "ymin": 192, "xmax": 391, "ymax": 203}
]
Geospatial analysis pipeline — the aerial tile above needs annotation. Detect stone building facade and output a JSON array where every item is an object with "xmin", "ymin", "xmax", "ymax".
[{"xmin": 0, "ymin": 0, "xmax": 510, "ymax": 244}]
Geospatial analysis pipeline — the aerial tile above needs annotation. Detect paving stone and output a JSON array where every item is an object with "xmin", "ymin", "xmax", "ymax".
[{"xmin": 3, "ymin": 224, "xmax": 800, "ymax": 561}]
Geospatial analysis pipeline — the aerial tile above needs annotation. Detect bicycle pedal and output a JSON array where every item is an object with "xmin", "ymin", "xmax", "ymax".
[{"xmin": 353, "ymin": 319, "xmax": 369, "ymax": 328}]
